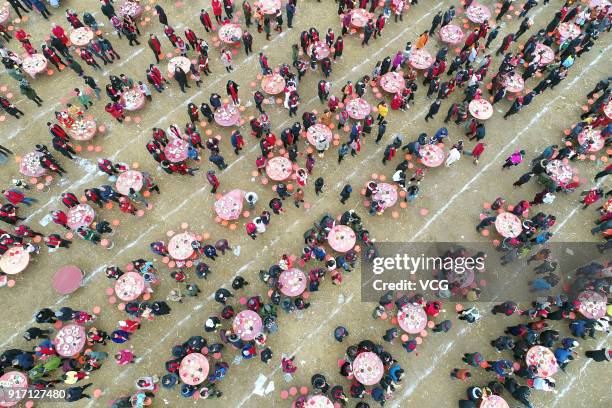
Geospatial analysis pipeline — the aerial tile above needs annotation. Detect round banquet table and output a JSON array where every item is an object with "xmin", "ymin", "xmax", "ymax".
[
  {"xmin": 346, "ymin": 98, "xmax": 371, "ymax": 120},
  {"xmin": 19, "ymin": 151, "xmax": 46, "ymax": 177},
  {"xmin": 546, "ymin": 159, "xmax": 575, "ymax": 184},
  {"xmin": 233, "ymin": 310, "xmax": 263, "ymax": 341},
  {"xmin": 70, "ymin": 27, "xmax": 94, "ymax": 46},
  {"xmin": 255, "ymin": 0, "xmax": 282, "ymax": 15},
  {"xmin": 480, "ymin": 395, "xmax": 510, "ymax": 408},
  {"xmin": 67, "ymin": 204, "xmax": 95, "ymax": 230},
  {"xmin": 68, "ymin": 117, "xmax": 97, "ymax": 141},
  {"xmin": 469, "ymin": 99, "xmax": 493, "ymax": 120},
  {"xmin": 349, "ymin": 9, "xmax": 373, "ymax": 28},
  {"xmin": 0, "ymin": 371, "xmax": 28, "ymax": 408},
  {"xmin": 167, "ymin": 56, "xmax": 192, "ymax": 75},
  {"xmin": 578, "ymin": 128, "xmax": 604, "ymax": 152},
  {"xmin": 265, "ymin": 156, "xmax": 293, "ymax": 181},
  {"xmin": 308, "ymin": 41, "xmax": 330, "ymax": 60},
  {"xmin": 214, "ymin": 189, "xmax": 245, "ymax": 221},
  {"xmin": 534, "ymin": 43, "xmax": 555, "ymax": 65},
  {"xmin": 218, "ymin": 23, "xmax": 243, "ymax": 44},
  {"xmin": 494, "ymin": 212, "xmax": 522, "ymax": 238},
  {"xmin": 168, "ymin": 232, "xmax": 197, "ymax": 260},
  {"xmin": 447, "ymin": 267, "xmax": 475, "ymax": 289},
  {"xmin": 0, "ymin": 246, "xmax": 30, "ymax": 275},
  {"xmin": 118, "ymin": 0, "xmax": 143, "ymax": 18},
  {"xmin": 379, "ymin": 72, "xmax": 405, "ymax": 93},
  {"xmin": 120, "ymin": 88, "xmax": 146, "ymax": 111},
  {"xmin": 116, "ymin": 170, "xmax": 144, "ymax": 195},
  {"xmin": 21, "ymin": 54, "xmax": 48, "ymax": 77},
  {"xmin": 327, "ymin": 225, "xmax": 356, "ymax": 252},
  {"xmin": 164, "ymin": 137, "xmax": 189, "ymax": 163},
  {"xmin": 0, "ymin": 7, "xmax": 9, "ymax": 25},
  {"xmin": 526, "ymin": 345, "xmax": 559, "ymax": 378},
  {"xmin": 305, "ymin": 395, "xmax": 334, "ymax": 408},
  {"xmin": 373, "ymin": 182, "xmax": 398, "ymax": 209},
  {"xmin": 115, "ymin": 271, "xmax": 145, "ymax": 301},
  {"xmin": 306, "ymin": 124, "xmax": 333, "ymax": 147},
  {"xmin": 408, "ymin": 49, "xmax": 434, "ymax": 70},
  {"xmin": 439, "ymin": 24, "xmax": 464, "ymax": 44},
  {"xmin": 576, "ymin": 290, "xmax": 607, "ymax": 320},
  {"xmin": 261, "ymin": 73, "xmax": 286, "ymax": 95},
  {"xmin": 604, "ymin": 100, "xmax": 612, "ymax": 120},
  {"xmin": 465, "ymin": 3, "xmax": 491, "ymax": 24},
  {"xmin": 52, "ymin": 265, "xmax": 83, "ymax": 295},
  {"xmin": 503, "ymin": 73, "xmax": 524, "ymax": 93},
  {"xmin": 352, "ymin": 352, "xmax": 384, "ymax": 386},
  {"xmin": 397, "ymin": 304, "xmax": 427, "ymax": 334},
  {"xmin": 53, "ymin": 324, "xmax": 86, "ymax": 357},
  {"xmin": 214, "ymin": 103, "xmax": 240, "ymax": 126},
  {"xmin": 278, "ymin": 268, "xmax": 307, "ymax": 297},
  {"xmin": 420, "ymin": 144, "xmax": 445, "ymax": 167},
  {"xmin": 557, "ymin": 22, "xmax": 581, "ymax": 43},
  {"xmin": 179, "ymin": 353, "xmax": 209, "ymax": 386}
]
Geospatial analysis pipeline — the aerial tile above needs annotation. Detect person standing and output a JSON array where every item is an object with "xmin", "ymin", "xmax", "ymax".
[
  {"xmin": 286, "ymin": 2, "xmax": 295, "ymax": 28},
  {"xmin": 339, "ymin": 184, "xmax": 352, "ymax": 204}
]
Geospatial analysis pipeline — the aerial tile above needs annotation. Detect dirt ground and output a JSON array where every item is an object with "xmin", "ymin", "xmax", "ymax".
[{"xmin": 0, "ymin": 0, "xmax": 610, "ymax": 407}]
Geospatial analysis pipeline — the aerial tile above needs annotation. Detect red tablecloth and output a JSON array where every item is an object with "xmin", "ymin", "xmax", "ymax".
[
  {"xmin": 309, "ymin": 41, "xmax": 330, "ymax": 60},
  {"xmin": 218, "ymin": 23, "xmax": 243, "ymax": 43},
  {"xmin": 397, "ymin": 304, "xmax": 427, "ymax": 334},
  {"xmin": 373, "ymin": 182, "xmax": 398, "ymax": 209},
  {"xmin": 349, "ymin": 9, "xmax": 373, "ymax": 28},
  {"xmin": 346, "ymin": 98, "xmax": 371, "ymax": 120},
  {"xmin": 578, "ymin": 128, "xmax": 604, "ymax": 152},
  {"xmin": 115, "ymin": 271, "xmax": 145, "ymax": 301},
  {"xmin": 576, "ymin": 290, "xmax": 607, "ymax": 319},
  {"xmin": 168, "ymin": 232, "xmax": 197, "ymax": 260},
  {"xmin": 546, "ymin": 159, "xmax": 575, "ymax": 184},
  {"xmin": 22, "ymin": 54, "xmax": 48, "ymax": 77},
  {"xmin": 278, "ymin": 268, "xmax": 307, "ymax": 297},
  {"xmin": 67, "ymin": 204, "xmax": 95, "ymax": 230},
  {"xmin": 261, "ymin": 73, "xmax": 286, "ymax": 95},
  {"xmin": 52, "ymin": 265, "xmax": 83, "ymax": 295},
  {"xmin": 164, "ymin": 137, "xmax": 189, "ymax": 163},
  {"xmin": 469, "ymin": 99, "xmax": 493, "ymax": 120},
  {"xmin": 420, "ymin": 144, "xmax": 445, "ymax": 167},
  {"xmin": 352, "ymin": 352, "xmax": 384, "ymax": 386},
  {"xmin": 120, "ymin": 88, "xmax": 146, "ymax": 111},
  {"xmin": 408, "ymin": 49, "xmax": 434, "ymax": 70},
  {"xmin": 19, "ymin": 151, "xmax": 46, "ymax": 177},
  {"xmin": 70, "ymin": 27, "xmax": 94, "ymax": 46},
  {"xmin": 439, "ymin": 24, "xmax": 464, "ymax": 44},
  {"xmin": 167, "ymin": 56, "xmax": 191, "ymax": 74},
  {"xmin": 0, "ymin": 371, "xmax": 28, "ymax": 407},
  {"xmin": 233, "ymin": 310, "xmax": 263, "ymax": 341},
  {"xmin": 465, "ymin": 3, "xmax": 491, "ymax": 24},
  {"xmin": 214, "ymin": 103, "xmax": 240, "ymax": 126},
  {"xmin": 0, "ymin": 246, "xmax": 29, "ymax": 275},
  {"xmin": 503, "ymin": 73, "xmax": 524, "ymax": 93},
  {"xmin": 116, "ymin": 170, "xmax": 144, "ymax": 195},
  {"xmin": 494, "ymin": 212, "xmax": 522, "ymax": 238},
  {"xmin": 54, "ymin": 324, "xmax": 86, "ymax": 357},
  {"xmin": 526, "ymin": 346, "xmax": 558, "ymax": 378},
  {"xmin": 214, "ymin": 189, "xmax": 245, "ymax": 221},
  {"xmin": 327, "ymin": 225, "xmax": 356, "ymax": 252},
  {"xmin": 379, "ymin": 72, "xmax": 405, "ymax": 93},
  {"xmin": 179, "ymin": 353, "xmax": 209, "ymax": 386},
  {"xmin": 118, "ymin": 0, "xmax": 143, "ymax": 17},
  {"xmin": 254, "ymin": 0, "xmax": 282, "ymax": 14},
  {"xmin": 265, "ymin": 156, "xmax": 293, "ymax": 181}
]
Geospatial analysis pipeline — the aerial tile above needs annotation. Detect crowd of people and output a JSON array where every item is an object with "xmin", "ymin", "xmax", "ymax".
[{"xmin": 0, "ymin": 0, "xmax": 609, "ymax": 407}]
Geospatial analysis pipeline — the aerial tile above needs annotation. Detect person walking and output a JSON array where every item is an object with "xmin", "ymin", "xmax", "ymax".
[{"xmin": 339, "ymin": 184, "xmax": 352, "ymax": 204}]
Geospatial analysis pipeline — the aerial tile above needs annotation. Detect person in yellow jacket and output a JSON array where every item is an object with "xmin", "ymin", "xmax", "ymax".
[{"xmin": 377, "ymin": 101, "xmax": 389, "ymax": 124}]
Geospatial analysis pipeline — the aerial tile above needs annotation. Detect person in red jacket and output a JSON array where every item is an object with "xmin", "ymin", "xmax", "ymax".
[
  {"xmin": 199, "ymin": 9, "xmax": 213, "ymax": 32},
  {"xmin": 2, "ymin": 189, "xmax": 37, "ymax": 206},
  {"xmin": 147, "ymin": 33, "xmax": 162, "ymax": 63},
  {"xmin": 206, "ymin": 170, "xmax": 220, "ymax": 193},
  {"xmin": 105, "ymin": 103, "xmax": 125, "ymax": 123},
  {"xmin": 47, "ymin": 122, "xmax": 69, "ymax": 141},
  {"xmin": 212, "ymin": 0, "xmax": 223, "ymax": 23},
  {"xmin": 51, "ymin": 210, "xmax": 70, "ymax": 229}
]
